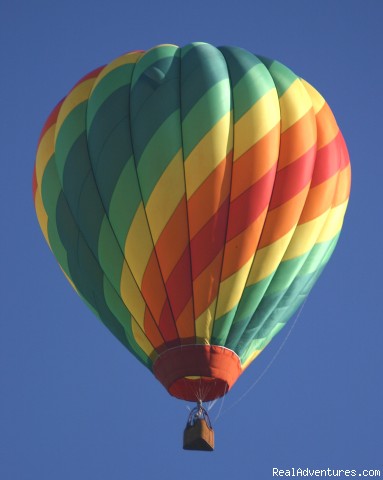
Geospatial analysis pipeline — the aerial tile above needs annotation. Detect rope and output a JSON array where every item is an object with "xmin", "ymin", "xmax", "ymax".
[
  {"xmin": 215, "ymin": 300, "xmax": 306, "ymax": 419},
  {"xmin": 213, "ymin": 383, "xmax": 228, "ymax": 422}
]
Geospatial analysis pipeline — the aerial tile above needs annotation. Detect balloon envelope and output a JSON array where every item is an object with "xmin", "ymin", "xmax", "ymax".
[{"xmin": 33, "ymin": 43, "xmax": 351, "ymax": 402}]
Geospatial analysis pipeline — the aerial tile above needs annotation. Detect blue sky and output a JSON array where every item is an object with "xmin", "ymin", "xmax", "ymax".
[{"xmin": 1, "ymin": 1, "xmax": 382, "ymax": 478}]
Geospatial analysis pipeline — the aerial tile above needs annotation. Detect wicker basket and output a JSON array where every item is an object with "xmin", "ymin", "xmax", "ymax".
[{"xmin": 183, "ymin": 418, "xmax": 214, "ymax": 451}]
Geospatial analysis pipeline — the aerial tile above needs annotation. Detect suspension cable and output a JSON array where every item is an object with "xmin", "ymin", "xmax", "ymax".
[{"xmin": 216, "ymin": 301, "xmax": 306, "ymax": 419}]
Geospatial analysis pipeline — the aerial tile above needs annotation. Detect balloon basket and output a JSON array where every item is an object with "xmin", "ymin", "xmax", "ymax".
[{"xmin": 183, "ymin": 403, "xmax": 214, "ymax": 451}]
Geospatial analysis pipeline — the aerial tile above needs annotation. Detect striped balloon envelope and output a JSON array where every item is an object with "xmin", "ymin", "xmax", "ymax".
[{"xmin": 33, "ymin": 43, "xmax": 351, "ymax": 403}]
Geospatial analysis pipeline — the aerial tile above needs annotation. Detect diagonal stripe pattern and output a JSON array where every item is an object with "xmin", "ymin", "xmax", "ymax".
[{"xmin": 33, "ymin": 43, "xmax": 351, "ymax": 400}]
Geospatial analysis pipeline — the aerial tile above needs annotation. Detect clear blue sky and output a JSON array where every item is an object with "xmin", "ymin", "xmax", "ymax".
[{"xmin": 1, "ymin": 1, "xmax": 382, "ymax": 478}]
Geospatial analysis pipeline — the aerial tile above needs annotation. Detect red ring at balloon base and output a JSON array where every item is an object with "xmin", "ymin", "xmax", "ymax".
[{"xmin": 153, "ymin": 345, "xmax": 242, "ymax": 402}]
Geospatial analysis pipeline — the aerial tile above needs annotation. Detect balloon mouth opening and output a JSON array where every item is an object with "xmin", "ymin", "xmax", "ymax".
[
  {"xmin": 153, "ymin": 345, "xmax": 242, "ymax": 402},
  {"xmin": 168, "ymin": 376, "xmax": 230, "ymax": 402}
]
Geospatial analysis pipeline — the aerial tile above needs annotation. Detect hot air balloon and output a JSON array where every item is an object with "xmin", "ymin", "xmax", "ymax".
[{"xmin": 33, "ymin": 43, "xmax": 351, "ymax": 451}]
